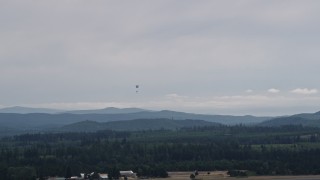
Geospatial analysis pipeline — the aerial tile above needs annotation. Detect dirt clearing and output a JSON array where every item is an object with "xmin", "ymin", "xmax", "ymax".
[{"xmin": 146, "ymin": 171, "xmax": 320, "ymax": 180}]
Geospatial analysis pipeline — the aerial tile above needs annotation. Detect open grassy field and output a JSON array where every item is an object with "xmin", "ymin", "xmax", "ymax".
[{"xmin": 146, "ymin": 171, "xmax": 320, "ymax": 180}]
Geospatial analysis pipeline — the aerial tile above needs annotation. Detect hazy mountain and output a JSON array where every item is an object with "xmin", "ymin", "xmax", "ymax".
[
  {"xmin": 259, "ymin": 111, "xmax": 320, "ymax": 127},
  {"xmin": 0, "ymin": 109, "xmax": 271, "ymax": 136},
  {"xmin": 129, "ymin": 110, "xmax": 271, "ymax": 124},
  {"xmin": 0, "ymin": 106, "xmax": 150, "ymax": 114},
  {"xmin": 291, "ymin": 111, "xmax": 320, "ymax": 120},
  {"xmin": 0, "ymin": 106, "xmax": 63, "ymax": 114},
  {"xmin": 1, "ymin": 108, "xmax": 320, "ymax": 135},
  {"xmin": 63, "ymin": 107, "xmax": 151, "ymax": 114},
  {"xmin": 59, "ymin": 118, "xmax": 221, "ymax": 132},
  {"xmin": 0, "ymin": 110, "xmax": 270, "ymax": 128}
]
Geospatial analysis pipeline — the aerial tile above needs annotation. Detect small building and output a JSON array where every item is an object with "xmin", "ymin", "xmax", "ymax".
[
  {"xmin": 46, "ymin": 177, "xmax": 66, "ymax": 180},
  {"xmin": 120, "ymin": 170, "xmax": 136, "ymax": 178},
  {"xmin": 70, "ymin": 176, "xmax": 83, "ymax": 180},
  {"xmin": 99, "ymin": 173, "xmax": 109, "ymax": 180}
]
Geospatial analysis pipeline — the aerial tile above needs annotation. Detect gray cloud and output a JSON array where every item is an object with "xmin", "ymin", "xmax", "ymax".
[{"xmin": 1, "ymin": 0, "xmax": 320, "ymax": 115}]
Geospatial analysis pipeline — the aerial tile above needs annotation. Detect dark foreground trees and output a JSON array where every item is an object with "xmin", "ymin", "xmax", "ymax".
[{"xmin": 0, "ymin": 125, "xmax": 320, "ymax": 178}]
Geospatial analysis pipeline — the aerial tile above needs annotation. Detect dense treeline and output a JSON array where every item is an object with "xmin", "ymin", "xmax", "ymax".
[{"xmin": 0, "ymin": 125, "xmax": 320, "ymax": 179}]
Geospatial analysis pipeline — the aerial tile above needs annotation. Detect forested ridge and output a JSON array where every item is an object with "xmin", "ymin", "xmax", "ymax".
[{"xmin": 1, "ymin": 125, "xmax": 320, "ymax": 179}]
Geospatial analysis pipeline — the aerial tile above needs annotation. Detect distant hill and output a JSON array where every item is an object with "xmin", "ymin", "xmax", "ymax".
[
  {"xmin": 0, "ymin": 109, "xmax": 271, "ymax": 136},
  {"xmin": 0, "ymin": 110, "xmax": 270, "ymax": 128},
  {"xmin": 0, "ymin": 106, "xmax": 63, "ymax": 114},
  {"xmin": 129, "ymin": 110, "xmax": 271, "ymax": 125},
  {"xmin": 292, "ymin": 111, "xmax": 320, "ymax": 120},
  {"xmin": 59, "ymin": 119, "xmax": 221, "ymax": 132},
  {"xmin": 63, "ymin": 107, "xmax": 151, "ymax": 114},
  {"xmin": 259, "ymin": 111, "xmax": 320, "ymax": 127},
  {"xmin": 0, "ymin": 106, "xmax": 150, "ymax": 114}
]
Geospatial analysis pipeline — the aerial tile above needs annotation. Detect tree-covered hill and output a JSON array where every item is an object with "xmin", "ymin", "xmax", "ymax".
[
  {"xmin": 59, "ymin": 118, "xmax": 221, "ymax": 132},
  {"xmin": 0, "ymin": 110, "xmax": 271, "ymax": 136},
  {"xmin": 259, "ymin": 111, "xmax": 320, "ymax": 127}
]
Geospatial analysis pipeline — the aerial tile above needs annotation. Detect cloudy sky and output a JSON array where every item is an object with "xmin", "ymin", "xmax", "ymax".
[{"xmin": 1, "ymin": 0, "xmax": 320, "ymax": 116}]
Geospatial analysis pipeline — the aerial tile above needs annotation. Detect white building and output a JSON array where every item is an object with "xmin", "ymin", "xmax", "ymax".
[{"xmin": 120, "ymin": 170, "xmax": 136, "ymax": 177}]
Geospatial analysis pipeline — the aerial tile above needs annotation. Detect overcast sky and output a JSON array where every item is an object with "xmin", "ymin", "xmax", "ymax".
[{"xmin": 1, "ymin": 0, "xmax": 320, "ymax": 116}]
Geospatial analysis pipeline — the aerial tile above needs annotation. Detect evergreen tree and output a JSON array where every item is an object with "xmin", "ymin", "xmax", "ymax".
[{"xmin": 65, "ymin": 166, "xmax": 72, "ymax": 179}]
